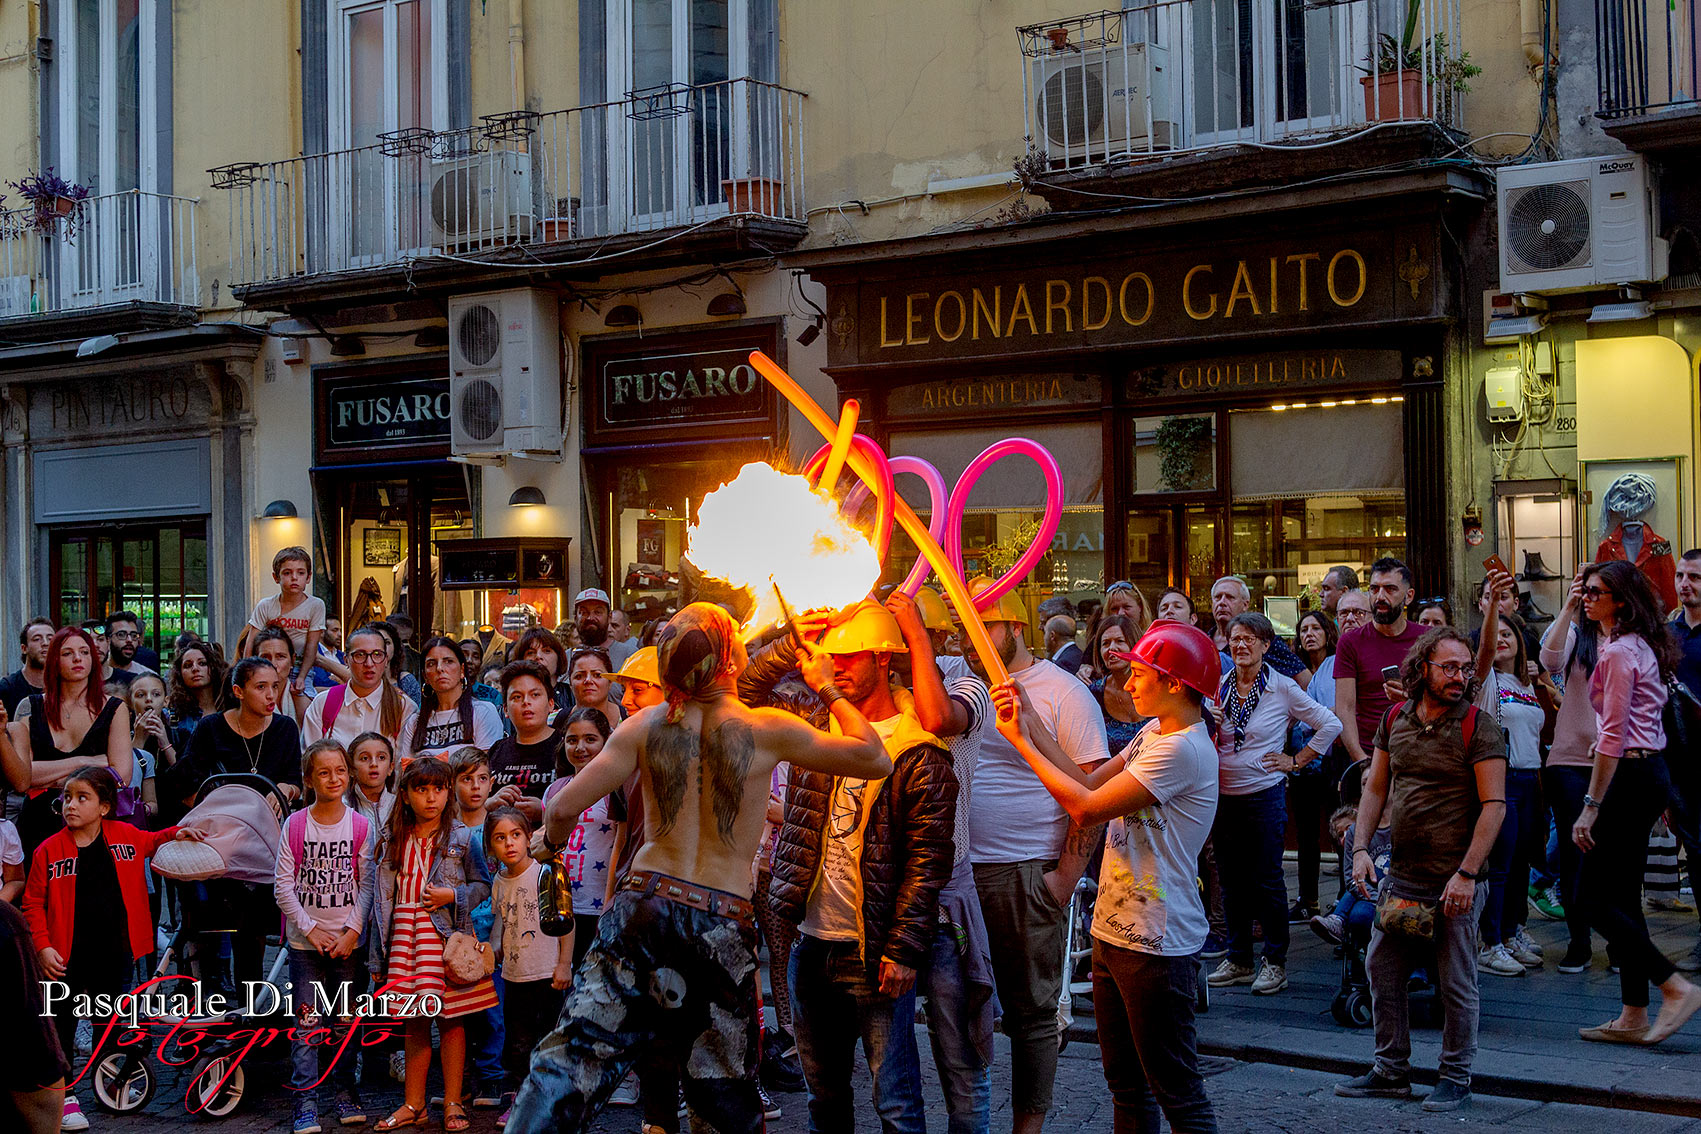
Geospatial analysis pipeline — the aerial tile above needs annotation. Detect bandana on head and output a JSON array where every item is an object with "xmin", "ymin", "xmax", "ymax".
[{"xmin": 655, "ymin": 602, "xmax": 738, "ymax": 723}]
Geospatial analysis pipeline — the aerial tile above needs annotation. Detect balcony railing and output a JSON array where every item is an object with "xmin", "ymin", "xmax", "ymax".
[
  {"xmin": 1597, "ymin": 0, "xmax": 1700, "ymax": 118},
  {"xmin": 0, "ymin": 190, "xmax": 198, "ymax": 318},
  {"xmin": 1020, "ymin": 0, "xmax": 1466, "ymax": 172},
  {"xmin": 218, "ymin": 76, "xmax": 805, "ymax": 289}
]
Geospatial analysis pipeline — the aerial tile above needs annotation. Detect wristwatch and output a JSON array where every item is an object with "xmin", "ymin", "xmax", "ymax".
[
  {"xmin": 1583, "ymin": 793, "xmax": 1603, "ymax": 810},
  {"xmin": 1456, "ymin": 866, "xmax": 1486, "ymax": 881}
]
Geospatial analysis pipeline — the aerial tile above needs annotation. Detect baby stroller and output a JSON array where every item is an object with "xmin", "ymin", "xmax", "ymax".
[{"xmin": 88, "ymin": 773, "xmax": 293, "ymax": 1118}]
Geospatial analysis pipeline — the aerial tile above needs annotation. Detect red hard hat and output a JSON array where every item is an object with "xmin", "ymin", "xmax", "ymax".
[{"xmin": 1113, "ymin": 618, "xmax": 1221, "ymax": 697}]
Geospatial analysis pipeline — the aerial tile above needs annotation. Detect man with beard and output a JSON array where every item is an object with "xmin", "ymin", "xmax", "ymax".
[
  {"xmin": 0, "ymin": 619, "xmax": 54, "ymax": 717},
  {"xmin": 1337, "ymin": 627, "xmax": 1506, "ymax": 1112},
  {"xmin": 962, "ymin": 579, "xmax": 1107, "ymax": 1134},
  {"xmin": 1334, "ymin": 558, "xmax": 1426, "ymax": 765},
  {"xmin": 103, "ymin": 610, "xmax": 157, "ymax": 691},
  {"xmin": 574, "ymin": 588, "xmax": 614, "ymax": 648}
]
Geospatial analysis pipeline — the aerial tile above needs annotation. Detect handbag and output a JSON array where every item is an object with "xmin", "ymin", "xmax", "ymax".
[
  {"xmin": 1373, "ymin": 891, "xmax": 1437, "ymax": 941},
  {"xmin": 442, "ymin": 931, "xmax": 495, "ymax": 986},
  {"xmin": 537, "ymin": 852, "xmax": 575, "ymax": 938}
]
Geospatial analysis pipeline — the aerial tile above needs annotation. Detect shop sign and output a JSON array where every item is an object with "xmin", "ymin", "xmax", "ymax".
[
  {"xmin": 831, "ymin": 230, "xmax": 1439, "ymax": 366},
  {"xmin": 1127, "ymin": 349, "xmax": 1404, "ymax": 401},
  {"xmin": 594, "ymin": 346, "xmax": 769, "ymax": 432},
  {"xmin": 887, "ymin": 373, "xmax": 1101, "ymax": 418},
  {"xmin": 320, "ymin": 375, "xmax": 451, "ymax": 451},
  {"xmin": 30, "ymin": 373, "xmax": 210, "ymax": 440}
]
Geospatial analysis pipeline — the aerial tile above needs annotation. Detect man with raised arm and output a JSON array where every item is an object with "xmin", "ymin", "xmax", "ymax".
[{"xmin": 506, "ymin": 602, "xmax": 892, "ymax": 1134}]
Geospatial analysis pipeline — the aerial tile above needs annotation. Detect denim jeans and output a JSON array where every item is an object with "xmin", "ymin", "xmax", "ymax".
[
  {"xmin": 1544, "ymin": 765, "xmax": 1595, "ymax": 955},
  {"xmin": 1663, "ymin": 749, "xmax": 1701, "ymax": 932},
  {"xmin": 1212, "ymin": 783, "xmax": 1290, "ymax": 966},
  {"xmin": 1092, "ymin": 943, "xmax": 1216, "ymax": 1134},
  {"xmin": 286, "ymin": 946, "xmax": 367, "ymax": 1097},
  {"xmin": 1328, "ymin": 891, "xmax": 1376, "ymax": 945},
  {"xmin": 789, "ymin": 935, "xmax": 925, "ymax": 1134},
  {"xmin": 467, "ymin": 971, "xmax": 506, "ymax": 1087},
  {"xmin": 1480, "ymin": 769, "xmax": 1542, "ymax": 944},
  {"xmin": 1368, "ymin": 877, "xmax": 1485, "ymax": 1087},
  {"xmin": 921, "ymin": 915, "xmax": 990, "ymax": 1134}
]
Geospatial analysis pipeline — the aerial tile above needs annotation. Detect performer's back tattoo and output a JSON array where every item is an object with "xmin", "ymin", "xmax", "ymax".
[
  {"xmin": 644, "ymin": 717, "xmax": 758, "ymax": 847},
  {"xmin": 647, "ymin": 720, "xmax": 694, "ymax": 838},
  {"xmin": 705, "ymin": 720, "xmax": 756, "ymax": 847}
]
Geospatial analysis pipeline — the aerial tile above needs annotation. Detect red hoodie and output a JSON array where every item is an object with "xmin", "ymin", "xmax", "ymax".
[{"xmin": 23, "ymin": 820, "xmax": 179, "ymax": 963}]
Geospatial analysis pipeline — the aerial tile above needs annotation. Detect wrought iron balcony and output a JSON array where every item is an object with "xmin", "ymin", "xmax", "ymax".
[
  {"xmin": 1597, "ymin": 0, "xmax": 1701, "ymax": 144},
  {"xmin": 217, "ymin": 77, "xmax": 806, "ymax": 291},
  {"xmin": 1019, "ymin": 0, "xmax": 1467, "ymax": 172},
  {"xmin": 0, "ymin": 190, "xmax": 199, "ymax": 320}
]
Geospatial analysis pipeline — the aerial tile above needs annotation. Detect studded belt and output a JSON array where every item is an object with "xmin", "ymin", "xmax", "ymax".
[{"xmin": 621, "ymin": 869, "xmax": 756, "ymax": 925}]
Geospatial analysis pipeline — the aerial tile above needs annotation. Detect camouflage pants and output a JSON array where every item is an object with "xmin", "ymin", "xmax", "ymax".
[{"xmin": 505, "ymin": 885, "xmax": 763, "ymax": 1134}]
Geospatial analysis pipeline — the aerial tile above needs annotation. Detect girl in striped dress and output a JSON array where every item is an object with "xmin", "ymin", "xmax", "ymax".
[{"xmin": 370, "ymin": 756, "xmax": 494, "ymax": 1132}]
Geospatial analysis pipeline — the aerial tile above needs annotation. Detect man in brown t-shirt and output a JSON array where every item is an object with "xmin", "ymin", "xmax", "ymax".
[{"xmin": 1335, "ymin": 628, "xmax": 1506, "ymax": 1114}]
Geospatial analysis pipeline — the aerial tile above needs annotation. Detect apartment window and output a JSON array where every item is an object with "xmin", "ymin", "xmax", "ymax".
[
  {"xmin": 1188, "ymin": 0, "xmax": 1346, "ymax": 143},
  {"xmin": 58, "ymin": 0, "xmax": 155, "ymax": 195}
]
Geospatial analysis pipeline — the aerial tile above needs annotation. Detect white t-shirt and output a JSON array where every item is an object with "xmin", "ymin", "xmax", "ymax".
[
  {"xmin": 802, "ymin": 716, "xmax": 900, "ymax": 942},
  {"xmin": 247, "ymin": 593, "xmax": 327, "ymax": 663},
  {"xmin": 1477, "ymin": 670, "xmax": 1545, "ymax": 771},
  {"xmin": 969, "ymin": 659, "xmax": 1108, "ymax": 863},
  {"xmin": 408, "ymin": 699, "xmax": 504, "ymax": 761},
  {"xmin": 543, "ymin": 775, "xmax": 625, "ymax": 915},
  {"xmin": 0, "ymin": 817, "xmax": 21, "ymax": 869},
  {"xmin": 274, "ymin": 808, "xmax": 375, "ymax": 949},
  {"xmin": 1093, "ymin": 720, "xmax": 1219, "ymax": 957},
  {"xmin": 491, "ymin": 861, "xmax": 558, "ymax": 983}
]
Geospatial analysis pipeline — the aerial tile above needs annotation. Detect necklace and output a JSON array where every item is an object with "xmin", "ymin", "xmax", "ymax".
[{"xmin": 230, "ymin": 712, "xmax": 266, "ymax": 773}]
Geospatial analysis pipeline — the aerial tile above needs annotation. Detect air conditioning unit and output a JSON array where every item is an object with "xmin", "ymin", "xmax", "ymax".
[
  {"xmin": 430, "ymin": 151, "xmax": 536, "ymax": 249},
  {"xmin": 448, "ymin": 288, "xmax": 562, "ymax": 457},
  {"xmin": 1031, "ymin": 42, "xmax": 1177, "ymax": 161},
  {"xmin": 1497, "ymin": 155, "xmax": 1668, "ymax": 294}
]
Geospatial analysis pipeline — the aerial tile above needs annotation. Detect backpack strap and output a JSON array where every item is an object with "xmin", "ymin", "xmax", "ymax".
[
  {"xmin": 322, "ymin": 683, "xmax": 349, "ymax": 737},
  {"xmin": 350, "ymin": 811, "xmax": 370, "ymax": 886},
  {"xmin": 287, "ymin": 809, "xmax": 307, "ymax": 867},
  {"xmin": 1462, "ymin": 704, "xmax": 1479, "ymax": 751},
  {"xmin": 1381, "ymin": 700, "xmax": 1407, "ymax": 742}
]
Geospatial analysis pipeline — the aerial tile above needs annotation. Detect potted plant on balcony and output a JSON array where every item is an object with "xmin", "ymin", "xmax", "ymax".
[
  {"xmin": 8, "ymin": 168, "xmax": 91, "ymax": 235},
  {"xmin": 1361, "ymin": 1, "xmax": 1479, "ymax": 122}
]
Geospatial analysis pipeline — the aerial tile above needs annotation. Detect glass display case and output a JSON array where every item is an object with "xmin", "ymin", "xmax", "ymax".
[{"xmin": 438, "ymin": 537, "xmax": 573, "ymax": 641}]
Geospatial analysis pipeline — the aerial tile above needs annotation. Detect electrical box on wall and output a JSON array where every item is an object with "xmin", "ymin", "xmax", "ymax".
[{"xmin": 1485, "ymin": 367, "xmax": 1524, "ymax": 423}]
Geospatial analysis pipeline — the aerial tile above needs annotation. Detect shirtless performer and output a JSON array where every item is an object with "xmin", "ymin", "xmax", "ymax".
[{"xmin": 506, "ymin": 602, "xmax": 893, "ymax": 1134}]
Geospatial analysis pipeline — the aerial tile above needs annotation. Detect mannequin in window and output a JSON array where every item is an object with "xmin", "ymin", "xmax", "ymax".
[{"xmin": 1595, "ymin": 473, "xmax": 1679, "ymax": 613}]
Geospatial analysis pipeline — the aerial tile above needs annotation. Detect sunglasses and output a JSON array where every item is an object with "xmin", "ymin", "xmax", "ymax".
[
  {"xmin": 1581, "ymin": 585, "xmax": 1613, "ymax": 599},
  {"xmin": 1105, "ymin": 581, "xmax": 1135, "ymax": 595}
]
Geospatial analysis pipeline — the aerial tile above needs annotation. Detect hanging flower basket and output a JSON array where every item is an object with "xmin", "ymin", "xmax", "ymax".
[{"xmin": 8, "ymin": 168, "xmax": 91, "ymax": 235}]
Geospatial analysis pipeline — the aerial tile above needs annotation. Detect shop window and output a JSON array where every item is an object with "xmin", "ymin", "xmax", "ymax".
[
  {"xmin": 49, "ymin": 521, "xmax": 208, "ymax": 664},
  {"xmin": 325, "ymin": 470, "xmax": 474, "ymax": 643},
  {"xmin": 888, "ymin": 422, "xmax": 1104, "ymax": 634},
  {"xmin": 1131, "ymin": 412, "xmax": 1217, "ymax": 494}
]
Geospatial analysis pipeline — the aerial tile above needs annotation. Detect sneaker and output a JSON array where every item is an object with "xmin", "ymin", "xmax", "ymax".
[
  {"xmin": 762, "ymin": 1045, "xmax": 806, "ymax": 1093},
  {"xmin": 1308, "ymin": 912, "xmax": 1346, "ymax": 948},
  {"xmin": 1534, "ymin": 885, "xmax": 1566, "ymax": 921},
  {"xmin": 1287, "ymin": 900, "xmax": 1318, "ymax": 924},
  {"xmin": 1334, "ymin": 1070, "xmax": 1412, "ymax": 1099},
  {"xmin": 1558, "ymin": 944, "xmax": 1592, "ymax": 974},
  {"xmin": 1200, "ymin": 932, "xmax": 1228, "ymax": 960},
  {"xmin": 61, "ymin": 1095, "xmax": 90, "ymax": 1132},
  {"xmin": 294, "ymin": 1098, "xmax": 324, "ymax": 1134},
  {"xmin": 1251, "ymin": 960, "xmax": 1288, "ymax": 995},
  {"xmin": 608, "ymin": 1071, "xmax": 640, "ymax": 1106},
  {"xmin": 757, "ymin": 1082, "xmax": 782, "ymax": 1120},
  {"xmin": 470, "ymin": 1079, "xmax": 504, "ymax": 1109},
  {"xmin": 1508, "ymin": 927, "xmax": 1544, "ymax": 968},
  {"xmin": 336, "ymin": 1096, "xmax": 368, "ymax": 1127},
  {"xmin": 1477, "ymin": 942, "xmax": 1525, "ymax": 977},
  {"xmin": 1207, "ymin": 959, "xmax": 1256, "ymax": 987},
  {"xmin": 389, "ymin": 1050, "xmax": 406, "ymax": 1083},
  {"xmin": 1676, "ymin": 941, "xmax": 1701, "ymax": 974},
  {"xmin": 1423, "ymin": 1079, "xmax": 1472, "ymax": 1112},
  {"xmin": 1649, "ymin": 895, "xmax": 1695, "ymax": 913}
]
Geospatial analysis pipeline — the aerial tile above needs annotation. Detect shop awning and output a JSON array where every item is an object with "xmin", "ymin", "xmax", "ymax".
[
  {"xmin": 1229, "ymin": 403, "xmax": 1404, "ymax": 502},
  {"xmin": 890, "ymin": 422, "xmax": 1104, "ymax": 512}
]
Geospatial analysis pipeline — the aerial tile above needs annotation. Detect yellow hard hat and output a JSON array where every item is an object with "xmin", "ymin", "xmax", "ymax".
[
  {"xmin": 603, "ymin": 647, "xmax": 660, "ymax": 688},
  {"xmin": 961, "ymin": 576, "xmax": 1028, "ymax": 626},
  {"xmin": 816, "ymin": 599, "xmax": 909, "ymax": 655},
  {"xmin": 913, "ymin": 587, "xmax": 953, "ymax": 633}
]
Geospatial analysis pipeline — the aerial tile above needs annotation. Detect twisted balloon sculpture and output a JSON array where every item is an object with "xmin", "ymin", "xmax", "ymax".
[{"xmin": 752, "ymin": 351, "xmax": 1066, "ymax": 686}]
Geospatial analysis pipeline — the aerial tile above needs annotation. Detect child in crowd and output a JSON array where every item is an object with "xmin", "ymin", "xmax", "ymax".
[
  {"xmin": 370, "ymin": 757, "xmax": 493, "ymax": 1133},
  {"xmin": 450, "ymin": 746, "xmax": 506, "ymax": 1111},
  {"xmin": 349, "ymin": 732, "xmax": 397, "ymax": 828},
  {"xmin": 253, "ymin": 627, "xmax": 306, "ymax": 723},
  {"xmin": 1310, "ymin": 804, "xmax": 1393, "ymax": 948},
  {"xmin": 123, "ymin": 673, "xmax": 166, "ymax": 825},
  {"xmin": 0, "ymin": 816, "xmax": 22, "ymax": 904},
  {"xmin": 243, "ymin": 546, "xmax": 341, "ymax": 701},
  {"xmin": 22, "ymin": 767, "xmax": 205, "ymax": 1132},
  {"xmin": 275, "ymin": 739, "xmax": 377, "ymax": 1134},
  {"xmin": 485, "ymin": 806, "xmax": 571, "ymax": 1127},
  {"xmin": 541, "ymin": 707, "xmax": 625, "ymax": 966}
]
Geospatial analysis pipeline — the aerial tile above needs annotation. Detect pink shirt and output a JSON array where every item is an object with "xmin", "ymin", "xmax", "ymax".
[
  {"xmin": 1588, "ymin": 634, "xmax": 1667, "ymax": 759},
  {"xmin": 1537, "ymin": 623, "xmax": 1597, "ymax": 769}
]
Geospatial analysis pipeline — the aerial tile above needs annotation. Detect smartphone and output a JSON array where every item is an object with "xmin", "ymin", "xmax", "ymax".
[
  {"xmin": 1482, "ymin": 554, "xmax": 1510, "ymax": 577},
  {"xmin": 1380, "ymin": 664, "xmax": 1402, "ymax": 682}
]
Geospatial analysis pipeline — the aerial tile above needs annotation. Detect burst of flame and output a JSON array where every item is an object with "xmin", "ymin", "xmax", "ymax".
[{"xmin": 687, "ymin": 461, "xmax": 882, "ymax": 631}]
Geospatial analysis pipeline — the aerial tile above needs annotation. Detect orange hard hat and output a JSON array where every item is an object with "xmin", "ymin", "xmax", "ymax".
[{"xmin": 1117, "ymin": 618, "xmax": 1221, "ymax": 697}]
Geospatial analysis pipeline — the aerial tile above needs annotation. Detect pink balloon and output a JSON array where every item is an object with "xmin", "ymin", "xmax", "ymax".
[
  {"xmin": 803, "ymin": 434, "xmax": 896, "ymax": 563},
  {"xmin": 944, "ymin": 439, "xmax": 1065, "ymax": 611},
  {"xmin": 849, "ymin": 456, "xmax": 949, "ymax": 596}
]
